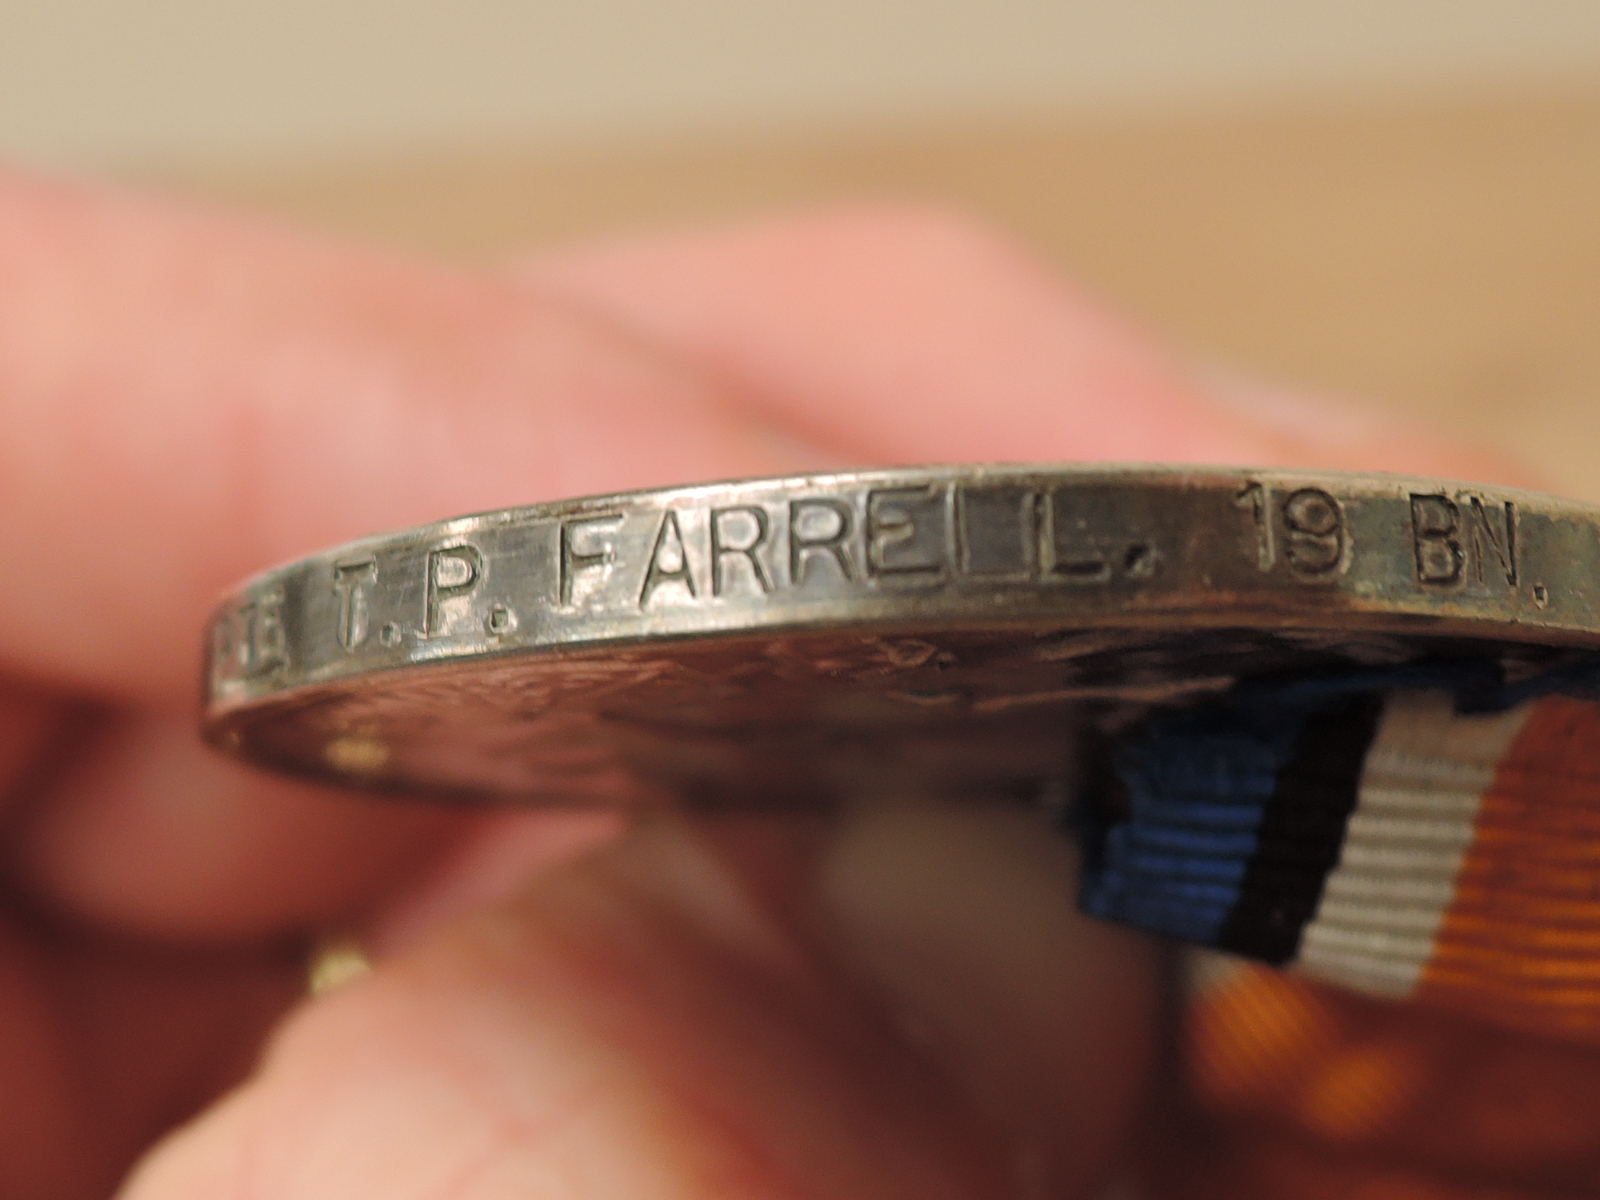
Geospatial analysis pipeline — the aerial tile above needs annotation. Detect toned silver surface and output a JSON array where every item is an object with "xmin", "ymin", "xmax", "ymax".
[{"xmin": 202, "ymin": 466, "xmax": 1600, "ymax": 806}]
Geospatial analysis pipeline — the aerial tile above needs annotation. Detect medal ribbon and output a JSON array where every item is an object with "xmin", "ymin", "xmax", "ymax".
[{"xmin": 1079, "ymin": 655, "xmax": 1600, "ymax": 1044}]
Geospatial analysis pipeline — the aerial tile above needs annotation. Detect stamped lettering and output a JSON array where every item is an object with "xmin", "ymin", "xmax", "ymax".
[
  {"xmin": 1236, "ymin": 482, "xmax": 1345, "ymax": 578},
  {"xmin": 1283, "ymin": 488, "xmax": 1344, "ymax": 575},
  {"xmin": 333, "ymin": 558, "xmax": 377, "ymax": 650},
  {"xmin": 1236, "ymin": 480, "xmax": 1275, "ymax": 571},
  {"xmin": 1411, "ymin": 494, "xmax": 1462, "ymax": 582},
  {"xmin": 789, "ymin": 499, "xmax": 855, "ymax": 587},
  {"xmin": 560, "ymin": 514, "xmax": 624, "ymax": 606},
  {"xmin": 710, "ymin": 506, "xmax": 774, "ymax": 596},
  {"xmin": 640, "ymin": 510, "xmax": 697, "ymax": 606},
  {"xmin": 213, "ymin": 592, "xmax": 286, "ymax": 681},
  {"xmin": 425, "ymin": 544, "xmax": 484, "ymax": 636},
  {"xmin": 957, "ymin": 485, "xmax": 1036, "ymax": 577},
  {"xmin": 1410, "ymin": 493, "xmax": 1517, "ymax": 587},
  {"xmin": 1468, "ymin": 496, "xmax": 1518, "ymax": 586},
  {"xmin": 867, "ymin": 486, "xmax": 946, "ymax": 575}
]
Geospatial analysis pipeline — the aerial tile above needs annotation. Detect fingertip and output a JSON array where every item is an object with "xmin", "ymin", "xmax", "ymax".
[
  {"xmin": 115, "ymin": 813, "xmax": 1036, "ymax": 1199},
  {"xmin": 521, "ymin": 202, "xmax": 1514, "ymax": 479},
  {"xmin": 116, "ymin": 1087, "xmax": 253, "ymax": 1200},
  {"xmin": 8, "ymin": 711, "xmax": 464, "ymax": 941},
  {"xmin": 521, "ymin": 200, "xmax": 1256, "ymax": 465}
]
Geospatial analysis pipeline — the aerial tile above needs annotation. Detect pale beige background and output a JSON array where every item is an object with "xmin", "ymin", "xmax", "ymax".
[
  {"xmin": 5, "ymin": 2, "xmax": 1598, "ymax": 495},
  {"xmin": 5, "ymin": 0, "xmax": 1599, "ymax": 169}
]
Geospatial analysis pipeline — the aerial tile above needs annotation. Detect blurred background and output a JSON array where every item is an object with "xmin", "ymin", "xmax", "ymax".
[{"xmin": 3, "ymin": 0, "xmax": 1597, "ymax": 493}]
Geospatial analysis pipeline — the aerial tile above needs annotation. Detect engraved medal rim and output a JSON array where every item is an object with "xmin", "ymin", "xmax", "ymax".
[
  {"xmin": 212, "ymin": 461, "xmax": 1583, "ymax": 597},
  {"xmin": 201, "ymin": 463, "xmax": 1600, "ymax": 803}
]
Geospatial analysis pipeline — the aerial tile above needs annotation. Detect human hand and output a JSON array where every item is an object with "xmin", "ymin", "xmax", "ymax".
[{"xmin": 0, "ymin": 174, "xmax": 1518, "ymax": 1199}]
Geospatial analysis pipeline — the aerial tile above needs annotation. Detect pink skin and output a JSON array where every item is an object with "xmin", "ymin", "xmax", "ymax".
[{"xmin": 0, "ymin": 174, "xmax": 1527, "ymax": 1199}]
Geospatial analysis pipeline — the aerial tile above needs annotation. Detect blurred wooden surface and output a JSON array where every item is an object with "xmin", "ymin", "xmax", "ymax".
[{"xmin": 180, "ymin": 88, "xmax": 1600, "ymax": 496}]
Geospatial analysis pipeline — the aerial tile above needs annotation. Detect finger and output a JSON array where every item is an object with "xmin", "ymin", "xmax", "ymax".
[
  {"xmin": 6, "ymin": 705, "xmax": 624, "ymax": 941},
  {"xmin": 122, "ymin": 812, "xmax": 1161, "ymax": 1200},
  {"xmin": 0, "ymin": 676, "xmax": 74, "ymax": 825},
  {"xmin": 0, "ymin": 173, "xmax": 826, "ymax": 702},
  {"xmin": 0, "ymin": 910, "xmax": 300, "ymax": 1200},
  {"xmin": 7, "ymin": 710, "xmax": 456, "ymax": 940},
  {"xmin": 521, "ymin": 204, "xmax": 1531, "ymax": 483}
]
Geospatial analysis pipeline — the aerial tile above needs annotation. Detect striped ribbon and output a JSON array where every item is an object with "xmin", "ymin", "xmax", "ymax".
[{"xmin": 1079, "ymin": 655, "xmax": 1600, "ymax": 1043}]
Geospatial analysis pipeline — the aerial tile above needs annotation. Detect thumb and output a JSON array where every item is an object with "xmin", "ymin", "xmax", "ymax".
[{"xmin": 119, "ymin": 812, "xmax": 1160, "ymax": 1200}]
